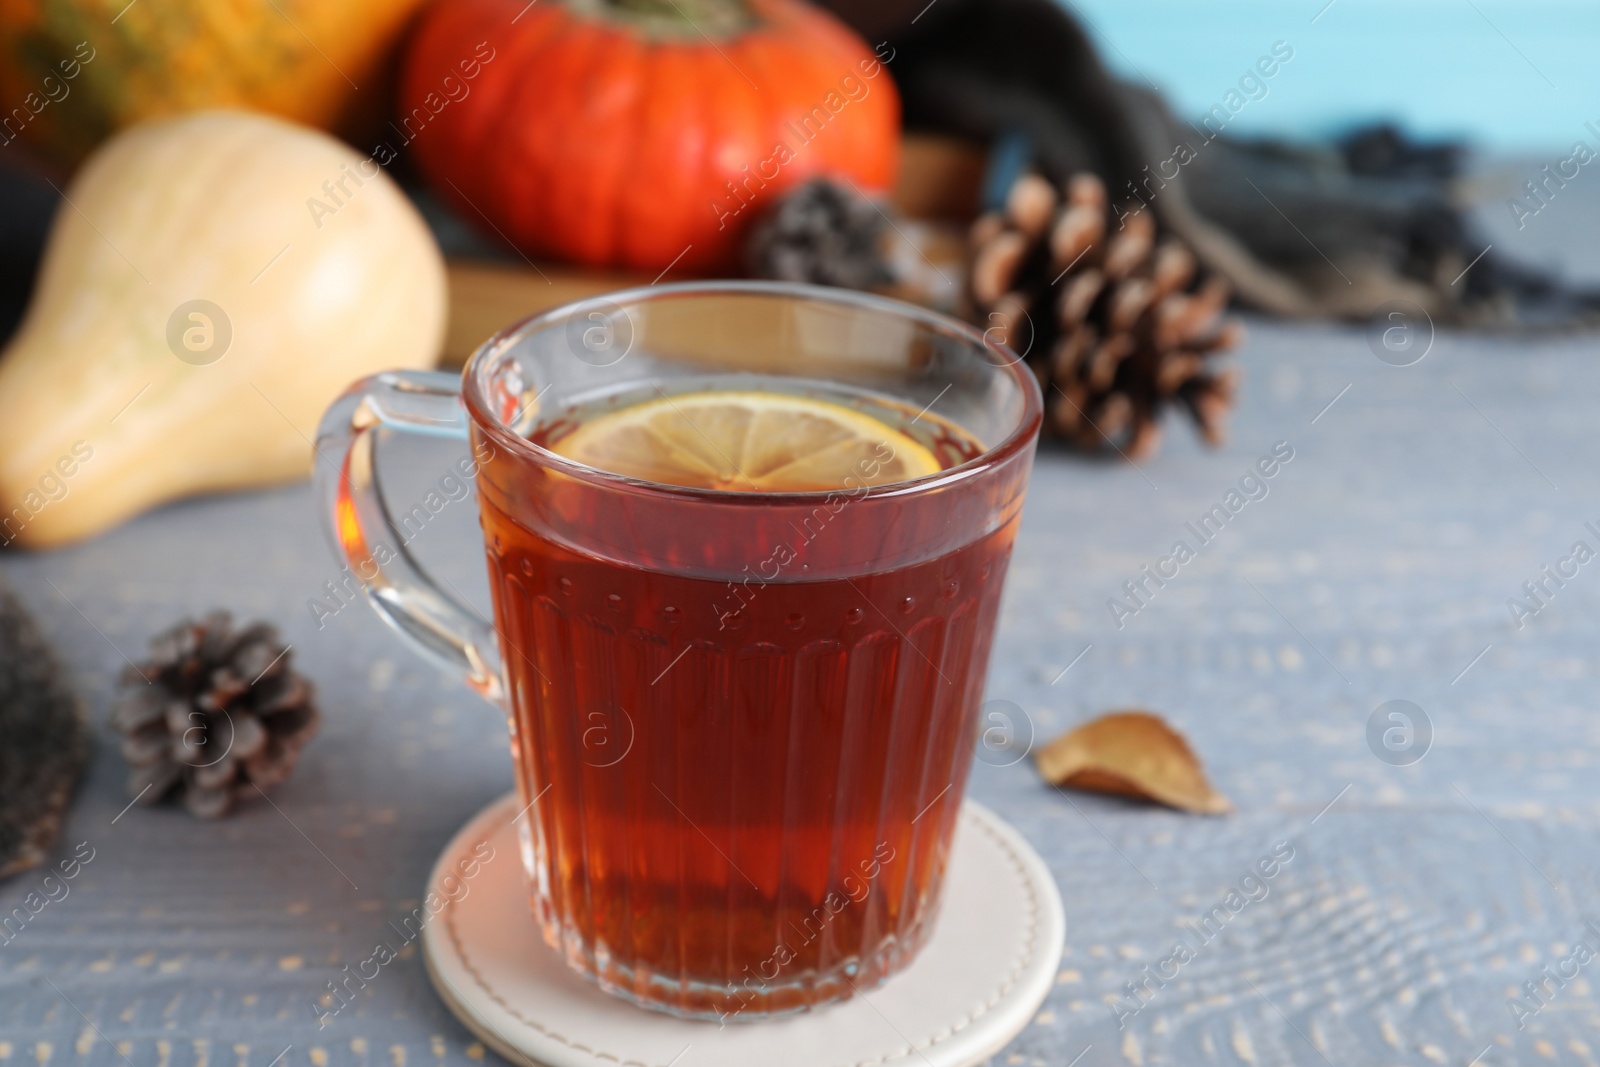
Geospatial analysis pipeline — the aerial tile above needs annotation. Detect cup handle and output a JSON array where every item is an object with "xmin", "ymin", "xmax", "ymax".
[{"xmin": 314, "ymin": 370, "xmax": 506, "ymax": 705}]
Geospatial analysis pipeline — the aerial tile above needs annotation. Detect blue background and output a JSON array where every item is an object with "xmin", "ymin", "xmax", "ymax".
[{"xmin": 1067, "ymin": 0, "xmax": 1596, "ymax": 152}]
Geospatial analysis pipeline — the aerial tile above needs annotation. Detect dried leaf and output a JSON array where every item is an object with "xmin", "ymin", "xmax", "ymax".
[{"xmin": 1034, "ymin": 710, "xmax": 1231, "ymax": 814}]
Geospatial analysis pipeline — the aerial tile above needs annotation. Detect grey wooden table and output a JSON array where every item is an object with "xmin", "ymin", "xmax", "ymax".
[{"xmin": 3, "ymin": 200, "xmax": 1599, "ymax": 1065}]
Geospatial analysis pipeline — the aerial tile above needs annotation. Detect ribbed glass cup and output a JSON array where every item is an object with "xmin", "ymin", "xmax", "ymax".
[{"xmin": 462, "ymin": 283, "xmax": 1041, "ymax": 1019}]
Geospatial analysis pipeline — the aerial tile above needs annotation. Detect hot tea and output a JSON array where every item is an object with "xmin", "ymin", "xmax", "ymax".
[
  {"xmin": 475, "ymin": 380, "xmax": 1017, "ymax": 1017},
  {"xmin": 319, "ymin": 283, "xmax": 1042, "ymax": 1019}
]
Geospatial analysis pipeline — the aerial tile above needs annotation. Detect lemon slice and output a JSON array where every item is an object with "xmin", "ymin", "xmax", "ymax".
[{"xmin": 549, "ymin": 390, "xmax": 942, "ymax": 492}]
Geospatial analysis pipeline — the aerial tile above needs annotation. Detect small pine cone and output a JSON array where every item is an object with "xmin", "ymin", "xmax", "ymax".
[
  {"xmin": 745, "ymin": 178, "xmax": 895, "ymax": 291},
  {"xmin": 112, "ymin": 612, "xmax": 318, "ymax": 819},
  {"xmin": 966, "ymin": 170, "xmax": 1242, "ymax": 460},
  {"xmin": 746, "ymin": 178, "xmax": 967, "ymax": 311}
]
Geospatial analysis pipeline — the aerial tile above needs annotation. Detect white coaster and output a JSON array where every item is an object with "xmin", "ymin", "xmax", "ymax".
[{"xmin": 422, "ymin": 792, "xmax": 1064, "ymax": 1067}]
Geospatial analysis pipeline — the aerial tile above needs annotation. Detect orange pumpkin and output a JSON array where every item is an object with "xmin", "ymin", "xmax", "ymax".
[
  {"xmin": 0, "ymin": 0, "xmax": 430, "ymax": 166},
  {"xmin": 398, "ymin": 0, "xmax": 900, "ymax": 272}
]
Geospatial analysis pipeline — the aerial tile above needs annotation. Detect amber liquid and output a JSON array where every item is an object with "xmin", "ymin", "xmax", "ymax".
[{"xmin": 474, "ymin": 385, "xmax": 1025, "ymax": 1018}]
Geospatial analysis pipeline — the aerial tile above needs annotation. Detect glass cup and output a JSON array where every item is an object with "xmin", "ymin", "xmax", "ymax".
[{"xmin": 315, "ymin": 282, "xmax": 1041, "ymax": 1019}]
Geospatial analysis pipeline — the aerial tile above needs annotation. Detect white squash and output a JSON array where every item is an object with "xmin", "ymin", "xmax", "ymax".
[{"xmin": 0, "ymin": 108, "xmax": 446, "ymax": 547}]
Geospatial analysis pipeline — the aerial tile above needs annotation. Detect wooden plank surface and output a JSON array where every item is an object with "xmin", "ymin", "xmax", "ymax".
[
  {"xmin": 3, "ymin": 311, "xmax": 1599, "ymax": 1066},
  {"xmin": 4, "ymin": 144, "xmax": 1595, "ymax": 1067}
]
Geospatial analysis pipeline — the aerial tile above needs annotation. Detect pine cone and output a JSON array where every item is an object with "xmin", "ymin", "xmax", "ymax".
[
  {"xmin": 0, "ymin": 576, "xmax": 88, "ymax": 880},
  {"xmin": 968, "ymin": 171, "xmax": 1241, "ymax": 460},
  {"xmin": 112, "ymin": 613, "xmax": 318, "ymax": 819},
  {"xmin": 746, "ymin": 178, "xmax": 895, "ymax": 291},
  {"xmin": 745, "ymin": 178, "xmax": 967, "ymax": 311}
]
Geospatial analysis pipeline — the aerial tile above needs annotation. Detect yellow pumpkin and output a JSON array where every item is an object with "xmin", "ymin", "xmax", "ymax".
[
  {"xmin": 0, "ymin": 109, "xmax": 446, "ymax": 548},
  {"xmin": 0, "ymin": 0, "xmax": 430, "ymax": 165}
]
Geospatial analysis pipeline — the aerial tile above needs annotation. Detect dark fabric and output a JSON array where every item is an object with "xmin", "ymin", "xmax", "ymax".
[
  {"xmin": 824, "ymin": 0, "xmax": 1600, "ymax": 328},
  {"xmin": 0, "ymin": 165, "xmax": 56, "ymax": 342}
]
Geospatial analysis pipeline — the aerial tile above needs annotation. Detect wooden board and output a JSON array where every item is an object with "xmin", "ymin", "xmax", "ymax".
[
  {"xmin": 443, "ymin": 259, "xmax": 642, "ymax": 366},
  {"xmin": 441, "ymin": 134, "xmax": 985, "ymax": 365}
]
